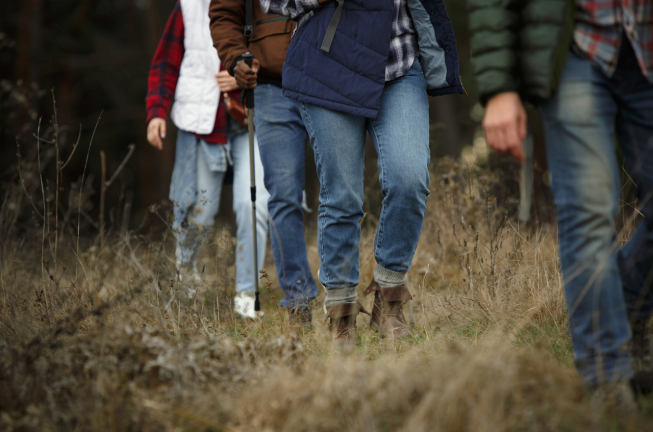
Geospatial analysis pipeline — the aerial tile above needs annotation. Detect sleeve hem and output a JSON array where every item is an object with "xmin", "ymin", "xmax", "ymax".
[{"xmin": 146, "ymin": 107, "xmax": 168, "ymax": 124}]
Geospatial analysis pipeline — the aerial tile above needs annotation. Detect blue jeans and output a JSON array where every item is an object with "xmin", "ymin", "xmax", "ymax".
[
  {"xmin": 541, "ymin": 43, "xmax": 653, "ymax": 387},
  {"xmin": 169, "ymin": 128, "xmax": 270, "ymax": 293},
  {"xmin": 254, "ymin": 84, "xmax": 318, "ymax": 309},
  {"xmin": 299, "ymin": 61, "xmax": 430, "ymax": 301}
]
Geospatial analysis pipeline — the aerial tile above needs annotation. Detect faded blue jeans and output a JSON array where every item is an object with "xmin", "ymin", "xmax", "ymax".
[
  {"xmin": 541, "ymin": 42, "xmax": 653, "ymax": 387},
  {"xmin": 170, "ymin": 128, "xmax": 270, "ymax": 293},
  {"xmin": 299, "ymin": 60, "xmax": 430, "ymax": 304},
  {"xmin": 254, "ymin": 84, "xmax": 318, "ymax": 309}
]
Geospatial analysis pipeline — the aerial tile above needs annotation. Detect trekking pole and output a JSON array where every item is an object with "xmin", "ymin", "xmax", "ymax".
[{"xmin": 243, "ymin": 52, "xmax": 261, "ymax": 312}]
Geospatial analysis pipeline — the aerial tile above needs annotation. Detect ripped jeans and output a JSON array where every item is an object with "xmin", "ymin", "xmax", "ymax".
[{"xmin": 169, "ymin": 128, "xmax": 270, "ymax": 293}]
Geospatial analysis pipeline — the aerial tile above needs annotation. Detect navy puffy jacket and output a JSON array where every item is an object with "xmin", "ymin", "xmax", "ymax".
[{"xmin": 276, "ymin": 0, "xmax": 465, "ymax": 118}]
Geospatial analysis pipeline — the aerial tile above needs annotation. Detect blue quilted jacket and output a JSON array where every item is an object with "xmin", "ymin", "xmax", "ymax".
[{"xmin": 266, "ymin": 0, "xmax": 465, "ymax": 118}]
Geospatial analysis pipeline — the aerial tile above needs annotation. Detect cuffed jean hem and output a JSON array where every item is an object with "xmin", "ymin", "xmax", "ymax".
[
  {"xmin": 324, "ymin": 286, "xmax": 358, "ymax": 309},
  {"xmin": 374, "ymin": 264, "xmax": 408, "ymax": 288}
]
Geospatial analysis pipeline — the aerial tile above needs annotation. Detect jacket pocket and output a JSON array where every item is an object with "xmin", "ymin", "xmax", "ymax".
[{"xmin": 249, "ymin": 18, "xmax": 293, "ymax": 41}]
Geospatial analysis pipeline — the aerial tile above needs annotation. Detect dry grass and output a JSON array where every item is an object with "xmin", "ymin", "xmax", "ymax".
[{"xmin": 1, "ymin": 150, "xmax": 652, "ymax": 432}]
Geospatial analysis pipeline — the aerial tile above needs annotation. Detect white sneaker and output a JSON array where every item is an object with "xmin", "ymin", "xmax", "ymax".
[{"xmin": 234, "ymin": 291, "xmax": 264, "ymax": 319}]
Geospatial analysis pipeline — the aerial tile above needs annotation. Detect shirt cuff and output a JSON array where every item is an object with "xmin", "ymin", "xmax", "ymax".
[{"xmin": 146, "ymin": 106, "xmax": 168, "ymax": 124}]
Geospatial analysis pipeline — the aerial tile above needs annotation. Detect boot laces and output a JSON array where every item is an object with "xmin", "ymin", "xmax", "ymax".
[
  {"xmin": 327, "ymin": 316, "xmax": 356, "ymax": 339},
  {"xmin": 337, "ymin": 324, "xmax": 354, "ymax": 339},
  {"xmin": 383, "ymin": 301, "xmax": 405, "ymax": 320}
]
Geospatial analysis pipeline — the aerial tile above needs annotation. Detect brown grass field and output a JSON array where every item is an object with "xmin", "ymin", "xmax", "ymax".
[{"xmin": 2, "ymin": 150, "xmax": 653, "ymax": 431}]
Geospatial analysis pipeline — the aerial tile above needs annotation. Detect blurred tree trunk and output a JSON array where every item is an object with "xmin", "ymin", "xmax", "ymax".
[
  {"xmin": 528, "ymin": 110, "xmax": 555, "ymax": 224},
  {"xmin": 15, "ymin": 0, "xmax": 42, "ymax": 138},
  {"xmin": 429, "ymin": 95, "xmax": 462, "ymax": 158}
]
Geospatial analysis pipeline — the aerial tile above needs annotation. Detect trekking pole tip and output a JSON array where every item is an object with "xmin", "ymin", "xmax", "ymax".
[{"xmin": 254, "ymin": 291, "xmax": 261, "ymax": 312}]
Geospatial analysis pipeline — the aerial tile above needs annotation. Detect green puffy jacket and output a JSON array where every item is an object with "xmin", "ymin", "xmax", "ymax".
[{"xmin": 468, "ymin": 0, "xmax": 576, "ymax": 106}]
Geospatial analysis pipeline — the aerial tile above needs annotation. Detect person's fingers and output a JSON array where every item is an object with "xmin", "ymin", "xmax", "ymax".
[
  {"xmin": 505, "ymin": 120, "xmax": 521, "ymax": 153},
  {"xmin": 153, "ymin": 125, "xmax": 163, "ymax": 150},
  {"xmin": 484, "ymin": 127, "xmax": 501, "ymax": 153},
  {"xmin": 483, "ymin": 117, "xmax": 504, "ymax": 153},
  {"xmin": 499, "ymin": 121, "xmax": 525, "ymax": 162},
  {"xmin": 236, "ymin": 74, "xmax": 248, "ymax": 89},
  {"xmin": 518, "ymin": 110, "xmax": 528, "ymax": 142},
  {"xmin": 148, "ymin": 128, "xmax": 162, "ymax": 149},
  {"xmin": 494, "ymin": 127, "xmax": 509, "ymax": 153},
  {"xmin": 235, "ymin": 61, "xmax": 258, "ymax": 89},
  {"xmin": 252, "ymin": 58, "xmax": 260, "ymax": 73},
  {"xmin": 147, "ymin": 120, "xmax": 164, "ymax": 150},
  {"xmin": 511, "ymin": 142, "xmax": 525, "ymax": 162}
]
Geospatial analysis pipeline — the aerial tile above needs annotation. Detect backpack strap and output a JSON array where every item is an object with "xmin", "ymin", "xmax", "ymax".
[
  {"xmin": 320, "ymin": 0, "xmax": 344, "ymax": 52},
  {"xmin": 244, "ymin": 0, "xmax": 253, "ymax": 37}
]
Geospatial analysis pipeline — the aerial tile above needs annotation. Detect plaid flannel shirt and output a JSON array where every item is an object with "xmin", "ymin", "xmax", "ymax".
[
  {"xmin": 260, "ymin": 0, "xmax": 417, "ymax": 81},
  {"xmin": 574, "ymin": 0, "xmax": 653, "ymax": 82},
  {"xmin": 146, "ymin": 1, "xmax": 229, "ymax": 144}
]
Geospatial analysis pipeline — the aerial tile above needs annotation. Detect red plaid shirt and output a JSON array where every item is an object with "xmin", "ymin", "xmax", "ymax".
[
  {"xmin": 574, "ymin": 0, "xmax": 653, "ymax": 82},
  {"xmin": 146, "ymin": 1, "xmax": 229, "ymax": 144}
]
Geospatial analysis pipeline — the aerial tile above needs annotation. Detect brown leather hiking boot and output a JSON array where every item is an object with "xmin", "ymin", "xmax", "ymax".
[
  {"xmin": 326, "ymin": 302, "xmax": 370, "ymax": 348},
  {"xmin": 288, "ymin": 303, "xmax": 313, "ymax": 332},
  {"xmin": 364, "ymin": 281, "xmax": 412, "ymax": 340}
]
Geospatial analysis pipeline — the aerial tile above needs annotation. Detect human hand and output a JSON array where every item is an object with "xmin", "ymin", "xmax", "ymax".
[
  {"xmin": 216, "ymin": 70, "xmax": 239, "ymax": 92},
  {"xmin": 482, "ymin": 92, "xmax": 527, "ymax": 162},
  {"xmin": 147, "ymin": 117, "xmax": 166, "ymax": 150},
  {"xmin": 234, "ymin": 57, "xmax": 259, "ymax": 89}
]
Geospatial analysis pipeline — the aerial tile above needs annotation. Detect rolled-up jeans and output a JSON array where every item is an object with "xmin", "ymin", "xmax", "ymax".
[
  {"xmin": 540, "ymin": 42, "xmax": 653, "ymax": 387},
  {"xmin": 170, "ymin": 128, "xmax": 270, "ymax": 293},
  {"xmin": 298, "ymin": 60, "xmax": 430, "ymax": 306},
  {"xmin": 254, "ymin": 84, "xmax": 318, "ymax": 309}
]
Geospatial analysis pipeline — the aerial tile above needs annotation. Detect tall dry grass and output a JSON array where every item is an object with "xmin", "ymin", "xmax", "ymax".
[{"xmin": 1, "ymin": 129, "xmax": 651, "ymax": 431}]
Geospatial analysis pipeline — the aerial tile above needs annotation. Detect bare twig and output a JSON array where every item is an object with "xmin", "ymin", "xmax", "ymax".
[
  {"xmin": 35, "ymin": 118, "xmax": 50, "ymax": 322},
  {"xmin": 99, "ymin": 144, "xmax": 135, "ymax": 256},
  {"xmin": 60, "ymin": 126, "xmax": 82, "ymax": 169},
  {"xmin": 52, "ymin": 91, "xmax": 60, "ymax": 292},
  {"xmin": 77, "ymin": 112, "xmax": 102, "ymax": 279},
  {"xmin": 105, "ymin": 144, "xmax": 135, "ymax": 188},
  {"xmin": 100, "ymin": 150, "xmax": 107, "ymax": 255},
  {"xmin": 15, "ymin": 141, "xmax": 44, "ymax": 219}
]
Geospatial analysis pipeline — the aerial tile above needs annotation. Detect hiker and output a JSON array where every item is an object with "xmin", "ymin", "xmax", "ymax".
[
  {"xmin": 209, "ymin": 0, "xmax": 319, "ymax": 329},
  {"xmin": 469, "ymin": 0, "xmax": 653, "ymax": 408},
  {"xmin": 145, "ymin": 0, "xmax": 270, "ymax": 318},
  {"xmin": 260, "ymin": 0, "xmax": 465, "ymax": 346}
]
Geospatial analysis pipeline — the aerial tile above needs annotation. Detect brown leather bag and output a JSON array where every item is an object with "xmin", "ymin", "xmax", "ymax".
[{"xmin": 223, "ymin": 93, "xmax": 248, "ymax": 126}]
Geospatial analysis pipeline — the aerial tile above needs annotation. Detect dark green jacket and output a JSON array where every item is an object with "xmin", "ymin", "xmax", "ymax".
[{"xmin": 468, "ymin": 0, "xmax": 575, "ymax": 106}]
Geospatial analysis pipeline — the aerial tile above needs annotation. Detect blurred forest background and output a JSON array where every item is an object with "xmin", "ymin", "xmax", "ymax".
[{"xmin": 0, "ymin": 0, "xmax": 552, "ymax": 235}]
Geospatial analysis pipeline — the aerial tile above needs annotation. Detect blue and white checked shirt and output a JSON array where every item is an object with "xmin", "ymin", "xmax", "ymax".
[{"xmin": 260, "ymin": 0, "xmax": 418, "ymax": 81}]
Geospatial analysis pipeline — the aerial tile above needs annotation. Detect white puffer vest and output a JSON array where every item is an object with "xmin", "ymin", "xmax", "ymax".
[{"xmin": 171, "ymin": 0, "xmax": 221, "ymax": 135}]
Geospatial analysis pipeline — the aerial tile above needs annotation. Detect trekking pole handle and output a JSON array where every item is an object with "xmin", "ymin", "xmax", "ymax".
[{"xmin": 243, "ymin": 52, "xmax": 255, "ymax": 109}]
